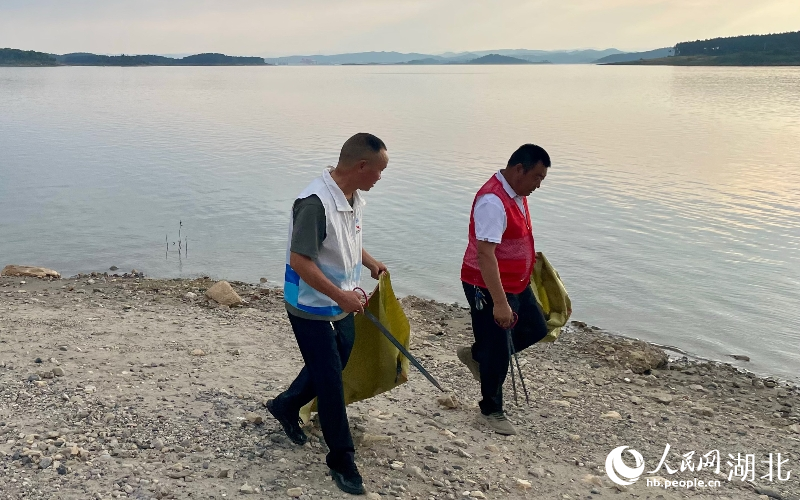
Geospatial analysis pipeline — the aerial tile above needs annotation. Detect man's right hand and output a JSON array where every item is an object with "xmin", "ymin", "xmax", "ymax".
[
  {"xmin": 493, "ymin": 302, "xmax": 515, "ymax": 329},
  {"xmin": 336, "ymin": 290, "xmax": 365, "ymax": 314}
]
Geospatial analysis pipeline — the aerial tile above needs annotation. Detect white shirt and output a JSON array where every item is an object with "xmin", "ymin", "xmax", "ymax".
[{"xmin": 473, "ymin": 172, "xmax": 527, "ymax": 244}]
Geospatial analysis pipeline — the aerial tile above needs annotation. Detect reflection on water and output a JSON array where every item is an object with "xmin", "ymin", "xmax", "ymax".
[{"xmin": 1, "ymin": 65, "xmax": 798, "ymax": 380}]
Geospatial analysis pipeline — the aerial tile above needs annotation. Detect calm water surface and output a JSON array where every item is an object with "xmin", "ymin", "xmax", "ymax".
[{"xmin": 1, "ymin": 65, "xmax": 798, "ymax": 380}]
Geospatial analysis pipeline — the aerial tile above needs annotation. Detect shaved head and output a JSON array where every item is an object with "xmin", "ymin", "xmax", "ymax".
[{"xmin": 338, "ymin": 133, "xmax": 387, "ymax": 169}]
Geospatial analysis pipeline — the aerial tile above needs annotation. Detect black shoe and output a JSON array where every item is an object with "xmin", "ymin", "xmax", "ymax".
[
  {"xmin": 266, "ymin": 399, "xmax": 307, "ymax": 446},
  {"xmin": 330, "ymin": 463, "xmax": 365, "ymax": 495}
]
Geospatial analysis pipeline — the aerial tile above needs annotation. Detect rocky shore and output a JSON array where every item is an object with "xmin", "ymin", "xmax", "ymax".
[{"xmin": 1, "ymin": 274, "xmax": 799, "ymax": 500}]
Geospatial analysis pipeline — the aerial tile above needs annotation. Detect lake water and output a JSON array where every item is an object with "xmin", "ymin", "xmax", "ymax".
[{"xmin": 1, "ymin": 65, "xmax": 798, "ymax": 381}]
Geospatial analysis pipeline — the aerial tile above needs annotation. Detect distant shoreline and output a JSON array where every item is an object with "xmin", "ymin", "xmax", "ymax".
[
  {"xmin": 0, "ymin": 49, "xmax": 269, "ymax": 67},
  {"xmin": 606, "ymin": 55, "xmax": 800, "ymax": 66}
]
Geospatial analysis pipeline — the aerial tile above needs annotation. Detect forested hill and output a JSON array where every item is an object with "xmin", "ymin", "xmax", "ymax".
[
  {"xmin": 0, "ymin": 48, "xmax": 57, "ymax": 66},
  {"xmin": 612, "ymin": 31, "xmax": 800, "ymax": 66},
  {"xmin": 1, "ymin": 50, "xmax": 267, "ymax": 66},
  {"xmin": 675, "ymin": 31, "xmax": 800, "ymax": 56},
  {"xmin": 56, "ymin": 52, "xmax": 267, "ymax": 66}
]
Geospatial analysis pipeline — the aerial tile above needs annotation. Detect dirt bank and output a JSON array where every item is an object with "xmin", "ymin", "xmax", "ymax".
[{"xmin": 1, "ymin": 274, "xmax": 799, "ymax": 500}]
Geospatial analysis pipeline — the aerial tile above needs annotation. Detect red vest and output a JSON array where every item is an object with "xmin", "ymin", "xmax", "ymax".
[{"xmin": 461, "ymin": 175, "xmax": 535, "ymax": 294}]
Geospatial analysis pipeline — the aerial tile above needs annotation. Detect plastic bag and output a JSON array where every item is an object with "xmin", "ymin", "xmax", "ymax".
[
  {"xmin": 300, "ymin": 272, "xmax": 410, "ymax": 423},
  {"xmin": 530, "ymin": 252, "xmax": 572, "ymax": 342}
]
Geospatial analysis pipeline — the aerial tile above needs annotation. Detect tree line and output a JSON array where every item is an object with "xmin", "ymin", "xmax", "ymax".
[{"xmin": 675, "ymin": 31, "xmax": 800, "ymax": 57}]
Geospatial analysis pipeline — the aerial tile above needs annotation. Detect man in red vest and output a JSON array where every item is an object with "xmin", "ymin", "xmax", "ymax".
[{"xmin": 458, "ymin": 144, "xmax": 551, "ymax": 435}]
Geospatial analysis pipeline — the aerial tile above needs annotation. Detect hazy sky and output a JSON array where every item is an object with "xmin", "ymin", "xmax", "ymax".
[{"xmin": 2, "ymin": 0, "xmax": 798, "ymax": 56}]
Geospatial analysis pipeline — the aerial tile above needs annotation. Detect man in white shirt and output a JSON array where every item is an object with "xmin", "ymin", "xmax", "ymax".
[
  {"xmin": 459, "ymin": 144, "xmax": 551, "ymax": 435},
  {"xmin": 267, "ymin": 133, "xmax": 388, "ymax": 495}
]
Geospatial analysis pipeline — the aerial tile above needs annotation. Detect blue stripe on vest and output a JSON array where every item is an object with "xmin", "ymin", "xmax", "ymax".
[
  {"xmin": 285, "ymin": 264, "xmax": 300, "ymax": 285},
  {"xmin": 284, "ymin": 264, "xmax": 344, "ymax": 316}
]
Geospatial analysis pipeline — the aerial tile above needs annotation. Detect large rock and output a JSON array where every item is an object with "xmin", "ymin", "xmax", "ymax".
[
  {"xmin": 615, "ymin": 341, "xmax": 668, "ymax": 374},
  {"xmin": 1, "ymin": 265, "xmax": 60, "ymax": 279},
  {"xmin": 204, "ymin": 281, "xmax": 243, "ymax": 307}
]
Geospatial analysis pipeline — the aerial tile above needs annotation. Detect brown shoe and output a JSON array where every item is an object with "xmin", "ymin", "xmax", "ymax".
[
  {"xmin": 457, "ymin": 346, "xmax": 480, "ymax": 381},
  {"xmin": 481, "ymin": 412, "xmax": 517, "ymax": 435}
]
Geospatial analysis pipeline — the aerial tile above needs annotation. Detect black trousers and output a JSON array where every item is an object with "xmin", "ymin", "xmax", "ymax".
[
  {"xmin": 274, "ymin": 311, "xmax": 356, "ymax": 470},
  {"xmin": 462, "ymin": 281, "xmax": 548, "ymax": 415}
]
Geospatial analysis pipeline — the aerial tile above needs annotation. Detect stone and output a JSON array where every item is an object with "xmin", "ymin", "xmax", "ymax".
[
  {"xmin": 406, "ymin": 465, "xmax": 427, "ymax": 481},
  {"xmin": 581, "ymin": 475, "xmax": 603, "ymax": 487},
  {"xmin": 191, "ymin": 349, "xmax": 206, "ymax": 357},
  {"xmin": 287, "ymin": 487, "xmax": 303, "ymax": 498},
  {"xmin": 652, "ymin": 393, "xmax": 673, "ymax": 404},
  {"xmin": 551, "ymin": 400, "xmax": 571, "ymax": 408},
  {"xmin": 109, "ymin": 266, "xmax": 119, "ymax": 271},
  {"xmin": 362, "ymin": 434, "xmax": 393, "ymax": 445},
  {"xmin": 729, "ymin": 354, "xmax": 750, "ymax": 362},
  {"xmin": 366, "ymin": 494, "xmax": 381, "ymax": 500},
  {"xmin": 452, "ymin": 439, "xmax": 468, "ymax": 448},
  {"xmin": 204, "ymin": 281, "xmax": 244, "ymax": 307},
  {"xmin": 184, "ymin": 292, "xmax": 197, "ymax": 299},
  {"xmin": 390, "ymin": 461, "xmax": 404, "ymax": 470},
  {"xmin": 613, "ymin": 342, "xmax": 669, "ymax": 374},
  {"xmin": 485, "ymin": 445, "xmax": 499, "ymax": 453},
  {"xmin": 516, "ymin": 479, "xmax": 532, "ymax": 490},
  {"xmin": 40, "ymin": 456, "xmax": 53, "ymax": 469},
  {"xmin": 457, "ymin": 449, "xmax": 473, "ymax": 459},
  {"xmin": 167, "ymin": 470, "xmax": 192, "ymax": 479},
  {"xmin": 755, "ymin": 486, "xmax": 783, "ymax": 499},
  {"xmin": 52, "ymin": 367, "xmax": 65, "ymax": 377},
  {"xmin": 469, "ymin": 491, "xmax": 486, "ymax": 499},
  {"xmin": 437, "ymin": 395, "xmax": 459, "ymax": 409},
  {"xmin": 239, "ymin": 483, "xmax": 255, "ymax": 494},
  {"xmin": 151, "ymin": 438, "xmax": 164, "ymax": 450},
  {"xmin": 84, "ymin": 385, "xmax": 96, "ymax": 393},
  {"xmin": 692, "ymin": 407, "xmax": 715, "ymax": 417},
  {"xmin": 561, "ymin": 391, "xmax": 580, "ymax": 398},
  {"xmin": 218, "ymin": 468, "xmax": 233, "ymax": 478},
  {"xmin": 529, "ymin": 467, "xmax": 546, "ymax": 478},
  {"xmin": 1, "ymin": 265, "xmax": 60, "ymax": 279},
  {"xmin": 245, "ymin": 412, "xmax": 263, "ymax": 425},
  {"xmin": 788, "ymin": 424, "xmax": 800, "ymax": 434},
  {"xmin": 601, "ymin": 411, "xmax": 622, "ymax": 420}
]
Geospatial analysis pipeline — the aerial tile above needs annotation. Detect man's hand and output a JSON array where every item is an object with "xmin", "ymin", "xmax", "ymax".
[
  {"xmin": 493, "ymin": 301, "xmax": 515, "ymax": 329},
  {"xmin": 362, "ymin": 248, "xmax": 387, "ymax": 280},
  {"xmin": 369, "ymin": 261, "xmax": 388, "ymax": 280},
  {"xmin": 335, "ymin": 290, "xmax": 365, "ymax": 314}
]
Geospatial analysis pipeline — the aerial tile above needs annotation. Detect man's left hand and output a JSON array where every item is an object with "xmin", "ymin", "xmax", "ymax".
[{"xmin": 370, "ymin": 261, "xmax": 388, "ymax": 280}]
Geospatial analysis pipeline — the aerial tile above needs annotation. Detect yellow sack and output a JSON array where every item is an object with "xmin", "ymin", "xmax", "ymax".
[
  {"xmin": 300, "ymin": 273, "xmax": 410, "ymax": 423},
  {"xmin": 530, "ymin": 252, "xmax": 572, "ymax": 342}
]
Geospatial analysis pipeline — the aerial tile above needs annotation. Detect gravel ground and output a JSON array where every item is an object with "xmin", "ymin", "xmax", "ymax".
[{"xmin": 1, "ymin": 274, "xmax": 799, "ymax": 500}]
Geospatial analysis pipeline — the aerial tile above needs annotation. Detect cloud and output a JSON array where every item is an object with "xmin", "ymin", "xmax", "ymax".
[{"xmin": 0, "ymin": 0, "xmax": 797, "ymax": 55}]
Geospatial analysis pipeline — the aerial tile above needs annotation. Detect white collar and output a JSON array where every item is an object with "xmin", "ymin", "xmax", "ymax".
[
  {"xmin": 495, "ymin": 171, "xmax": 522, "ymax": 200},
  {"xmin": 323, "ymin": 168, "xmax": 365, "ymax": 212}
]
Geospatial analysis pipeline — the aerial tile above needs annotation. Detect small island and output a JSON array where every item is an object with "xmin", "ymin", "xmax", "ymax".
[{"xmin": 1, "ymin": 49, "xmax": 268, "ymax": 67}]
